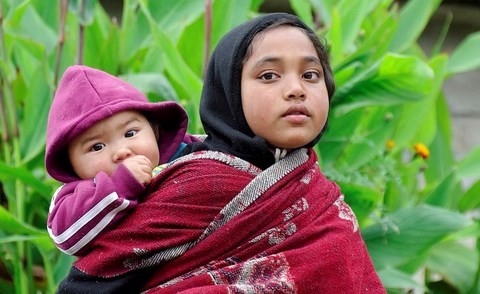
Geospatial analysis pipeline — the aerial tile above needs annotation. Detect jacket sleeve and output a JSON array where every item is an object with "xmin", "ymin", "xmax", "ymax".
[{"xmin": 47, "ymin": 164, "xmax": 145, "ymax": 255}]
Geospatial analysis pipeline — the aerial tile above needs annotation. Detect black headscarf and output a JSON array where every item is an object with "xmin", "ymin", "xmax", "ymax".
[{"xmin": 182, "ymin": 13, "xmax": 335, "ymax": 170}]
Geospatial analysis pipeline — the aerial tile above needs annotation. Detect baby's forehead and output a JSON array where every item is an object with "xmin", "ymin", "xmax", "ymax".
[{"xmin": 71, "ymin": 110, "xmax": 148, "ymax": 142}]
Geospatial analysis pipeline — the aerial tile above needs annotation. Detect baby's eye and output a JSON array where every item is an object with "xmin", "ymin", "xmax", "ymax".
[
  {"xmin": 125, "ymin": 130, "xmax": 138, "ymax": 138},
  {"xmin": 90, "ymin": 143, "xmax": 105, "ymax": 152},
  {"xmin": 303, "ymin": 71, "xmax": 320, "ymax": 80},
  {"xmin": 259, "ymin": 72, "xmax": 279, "ymax": 81}
]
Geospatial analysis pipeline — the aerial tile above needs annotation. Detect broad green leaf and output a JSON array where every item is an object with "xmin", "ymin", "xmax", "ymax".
[
  {"xmin": 289, "ymin": 0, "xmax": 314, "ymax": 28},
  {"xmin": 69, "ymin": 0, "xmax": 97, "ymax": 26},
  {"xmin": 459, "ymin": 180, "xmax": 480, "ymax": 212},
  {"xmin": 335, "ymin": 106, "xmax": 396, "ymax": 171},
  {"xmin": 345, "ymin": 8, "xmax": 397, "ymax": 67},
  {"xmin": 177, "ymin": 15, "xmax": 207, "ymax": 77},
  {"xmin": 178, "ymin": 0, "xmax": 252, "ymax": 78},
  {"xmin": 362, "ymin": 205, "xmax": 471, "ymax": 270},
  {"xmin": 210, "ymin": 0, "xmax": 252, "ymax": 47},
  {"xmin": 146, "ymin": 0, "xmax": 205, "ymax": 43},
  {"xmin": 83, "ymin": 4, "xmax": 120, "ymax": 72},
  {"xmin": 8, "ymin": 4, "xmax": 58, "ymax": 54},
  {"xmin": 20, "ymin": 66, "xmax": 51, "ymax": 164},
  {"xmin": 456, "ymin": 147, "xmax": 480, "ymax": 180},
  {"xmin": 139, "ymin": 4, "xmax": 202, "ymax": 103},
  {"xmin": 336, "ymin": 0, "xmax": 377, "ymax": 54},
  {"xmin": 327, "ymin": 8, "xmax": 342, "ymax": 66},
  {"xmin": 424, "ymin": 172, "xmax": 464, "ymax": 209},
  {"xmin": 389, "ymin": 0, "xmax": 441, "ymax": 52},
  {"xmin": 0, "ymin": 161, "xmax": 52, "ymax": 198},
  {"xmin": 120, "ymin": 73, "xmax": 179, "ymax": 102},
  {"xmin": 389, "ymin": 55, "xmax": 447, "ymax": 148},
  {"xmin": 424, "ymin": 93, "xmax": 455, "ymax": 183},
  {"xmin": 309, "ymin": 0, "xmax": 338, "ymax": 27},
  {"xmin": 377, "ymin": 268, "xmax": 425, "ymax": 290},
  {"xmin": 427, "ymin": 241, "xmax": 479, "ymax": 293},
  {"xmin": 0, "ymin": 205, "xmax": 46, "ymax": 236},
  {"xmin": 10, "ymin": 37, "xmax": 44, "ymax": 85},
  {"xmin": 447, "ymin": 31, "xmax": 480, "ymax": 75},
  {"xmin": 30, "ymin": 0, "xmax": 60, "ymax": 30},
  {"xmin": 121, "ymin": 0, "xmax": 152, "ymax": 63},
  {"xmin": 333, "ymin": 53, "xmax": 434, "ymax": 114},
  {"xmin": 337, "ymin": 181, "xmax": 383, "ymax": 227}
]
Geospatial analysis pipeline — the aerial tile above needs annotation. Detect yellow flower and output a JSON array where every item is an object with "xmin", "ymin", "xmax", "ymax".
[
  {"xmin": 414, "ymin": 143, "xmax": 429, "ymax": 159},
  {"xmin": 386, "ymin": 139, "xmax": 395, "ymax": 150}
]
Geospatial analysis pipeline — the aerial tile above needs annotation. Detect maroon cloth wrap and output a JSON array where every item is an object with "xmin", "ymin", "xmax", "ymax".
[{"xmin": 74, "ymin": 149, "xmax": 385, "ymax": 293}]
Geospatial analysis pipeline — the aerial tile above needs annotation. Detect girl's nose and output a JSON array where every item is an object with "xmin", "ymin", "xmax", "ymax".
[
  {"xmin": 284, "ymin": 76, "xmax": 306, "ymax": 101},
  {"xmin": 113, "ymin": 146, "xmax": 133, "ymax": 162}
]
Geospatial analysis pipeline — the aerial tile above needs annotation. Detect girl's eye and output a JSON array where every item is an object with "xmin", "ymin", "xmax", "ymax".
[
  {"xmin": 125, "ymin": 130, "xmax": 137, "ymax": 138},
  {"xmin": 90, "ymin": 143, "xmax": 105, "ymax": 152},
  {"xmin": 303, "ymin": 71, "xmax": 320, "ymax": 80},
  {"xmin": 259, "ymin": 72, "xmax": 279, "ymax": 81}
]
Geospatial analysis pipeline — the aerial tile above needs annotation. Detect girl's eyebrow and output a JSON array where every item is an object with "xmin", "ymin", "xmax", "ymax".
[
  {"xmin": 252, "ymin": 55, "xmax": 322, "ymax": 68},
  {"xmin": 251, "ymin": 56, "xmax": 281, "ymax": 68}
]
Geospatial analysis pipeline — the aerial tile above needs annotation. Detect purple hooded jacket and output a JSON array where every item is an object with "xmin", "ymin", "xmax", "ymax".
[{"xmin": 45, "ymin": 65, "xmax": 190, "ymax": 183}]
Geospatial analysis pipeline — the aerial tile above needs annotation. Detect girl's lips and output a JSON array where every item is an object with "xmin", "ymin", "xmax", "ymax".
[
  {"xmin": 282, "ymin": 104, "xmax": 310, "ymax": 123},
  {"xmin": 282, "ymin": 104, "xmax": 310, "ymax": 117}
]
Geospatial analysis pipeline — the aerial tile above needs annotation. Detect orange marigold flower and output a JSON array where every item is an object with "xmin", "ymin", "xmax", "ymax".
[
  {"xmin": 386, "ymin": 139, "xmax": 395, "ymax": 150},
  {"xmin": 414, "ymin": 143, "xmax": 429, "ymax": 159}
]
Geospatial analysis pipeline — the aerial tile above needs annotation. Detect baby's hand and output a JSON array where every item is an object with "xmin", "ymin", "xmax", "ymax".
[{"xmin": 122, "ymin": 155, "xmax": 153, "ymax": 185}]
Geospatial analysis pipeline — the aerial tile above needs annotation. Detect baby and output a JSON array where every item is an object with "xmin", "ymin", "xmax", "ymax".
[{"xmin": 45, "ymin": 65, "xmax": 196, "ymax": 255}]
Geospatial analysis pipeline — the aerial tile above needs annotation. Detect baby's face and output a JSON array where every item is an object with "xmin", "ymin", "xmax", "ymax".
[
  {"xmin": 68, "ymin": 110, "xmax": 159, "ymax": 179},
  {"xmin": 241, "ymin": 25, "xmax": 329, "ymax": 149}
]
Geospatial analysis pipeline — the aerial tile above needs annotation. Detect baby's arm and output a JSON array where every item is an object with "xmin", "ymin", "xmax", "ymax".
[{"xmin": 47, "ymin": 164, "xmax": 145, "ymax": 255}]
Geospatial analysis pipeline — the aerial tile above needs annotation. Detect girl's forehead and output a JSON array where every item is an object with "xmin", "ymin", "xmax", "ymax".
[{"xmin": 249, "ymin": 26, "xmax": 315, "ymax": 55}]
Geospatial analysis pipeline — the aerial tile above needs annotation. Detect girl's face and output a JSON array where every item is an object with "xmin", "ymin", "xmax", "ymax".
[
  {"xmin": 68, "ymin": 110, "xmax": 160, "ymax": 179},
  {"xmin": 241, "ymin": 25, "xmax": 329, "ymax": 150}
]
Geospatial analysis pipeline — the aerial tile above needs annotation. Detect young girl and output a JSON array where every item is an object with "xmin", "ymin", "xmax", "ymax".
[{"xmin": 57, "ymin": 13, "xmax": 386, "ymax": 293}]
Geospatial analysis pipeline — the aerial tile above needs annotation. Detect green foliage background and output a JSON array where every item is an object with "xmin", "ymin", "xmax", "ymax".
[{"xmin": 1, "ymin": 0, "xmax": 480, "ymax": 293}]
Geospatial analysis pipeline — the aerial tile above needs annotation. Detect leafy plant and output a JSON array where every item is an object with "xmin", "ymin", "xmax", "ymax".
[{"xmin": 0, "ymin": 0, "xmax": 479, "ymax": 292}]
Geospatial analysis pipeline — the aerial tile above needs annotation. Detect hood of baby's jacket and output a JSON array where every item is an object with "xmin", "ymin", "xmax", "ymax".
[{"xmin": 45, "ymin": 65, "xmax": 188, "ymax": 183}]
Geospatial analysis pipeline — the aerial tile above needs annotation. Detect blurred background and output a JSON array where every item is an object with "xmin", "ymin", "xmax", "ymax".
[{"xmin": 100, "ymin": 0, "xmax": 480, "ymax": 162}]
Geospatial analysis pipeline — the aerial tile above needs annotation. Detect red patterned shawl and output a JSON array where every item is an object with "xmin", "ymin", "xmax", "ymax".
[{"xmin": 74, "ymin": 149, "xmax": 385, "ymax": 293}]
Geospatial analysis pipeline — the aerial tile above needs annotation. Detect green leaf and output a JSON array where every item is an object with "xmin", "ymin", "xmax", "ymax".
[
  {"xmin": 336, "ymin": 0, "xmax": 379, "ymax": 54},
  {"xmin": 363, "ymin": 205, "xmax": 471, "ymax": 270},
  {"xmin": 333, "ymin": 53, "xmax": 434, "ymax": 114},
  {"xmin": 146, "ymin": 0, "xmax": 205, "ymax": 43},
  {"xmin": 338, "ymin": 181, "xmax": 383, "ymax": 227},
  {"xmin": 0, "ymin": 205, "xmax": 46, "ymax": 237},
  {"xmin": 83, "ymin": 4, "xmax": 120, "ymax": 72},
  {"xmin": 8, "ymin": 4, "xmax": 58, "ymax": 54},
  {"xmin": 69, "ymin": 0, "xmax": 97, "ymax": 26},
  {"xmin": 389, "ymin": 0, "xmax": 441, "ymax": 52},
  {"xmin": 424, "ymin": 172, "xmax": 463, "ymax": 209},
  {"xmin": 20, "ymin": 65, "xmax": 51, "ymax": 164},
  {"xmin": 378, "ymin": 267, "xmax": 425, "ymax": 290},
  {"xmin": 120, "ymin": 73, "xmax": 179, "ymax": 102},
  {"xmin": 390, "ymin": 55, "xmax": 447, "ymax": 149},
  {"xmin": 459, "ymin": 180, "xmax": 480, "ymax": 212},
  {"xmin": 289, "ymin": 0, "xmax": 314, "ymax": 28},
  {"xmin": 0, "ymin": 161, "xmax": 52, "ymax": 198},
  {"xmin": 139, "ymin": 3, "xmax": 202, "ymax": 103},
  {"xmin": 426, "ymin": 241, "xmax": 479, "ymax": 293},
  {"xmin": 456, "ymin": 147, "xmax": 480, "ymax": 180},
  {"xmin": 447, "ymin": 31, "xmax": 480, "ymax": 75}
]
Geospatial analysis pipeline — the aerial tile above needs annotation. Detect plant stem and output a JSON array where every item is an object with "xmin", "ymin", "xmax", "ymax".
[
  {"xmin": 55, "ymin": 0, "xmax": 69, "ymax": 86},
  {"xmin": 0, "ymin": 3, "xmax": 10, "ymax": 143},
  {"xmin": 77, "ymin": 0, "xmax": 86, "ymax": 64},
  {"xmin": 203, "ymin": 0, "xmax": 212, "ymax": 79}
]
